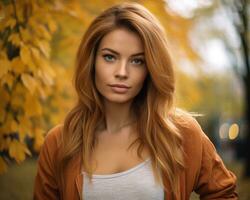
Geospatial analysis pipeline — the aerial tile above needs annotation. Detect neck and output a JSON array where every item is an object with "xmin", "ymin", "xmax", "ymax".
[{"xmin": 102, "ymin": 100, "xmax": 136, "ymax": 134}]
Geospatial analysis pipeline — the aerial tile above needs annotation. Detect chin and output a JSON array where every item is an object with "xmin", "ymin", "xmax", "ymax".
[{"xmin": 104, "ymin": 94, "xmax": 133, "ymax": 104}]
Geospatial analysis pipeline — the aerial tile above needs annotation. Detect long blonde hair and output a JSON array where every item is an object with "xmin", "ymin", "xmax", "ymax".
[{"xmin": 58, "ymin": 2, "xmax": 185, "ymax": 198}]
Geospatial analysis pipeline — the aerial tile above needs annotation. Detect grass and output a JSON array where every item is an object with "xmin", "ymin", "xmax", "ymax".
[
  {"xmin": 0, "ymin": 158, "xmax": 37, "ymax": 200},
  {"xmin": 0, "ymin": 158, "xmax": 249, "ymax": 199}
]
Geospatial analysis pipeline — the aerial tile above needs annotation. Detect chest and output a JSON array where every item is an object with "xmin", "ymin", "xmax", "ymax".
[
  {"xmin": 90, "ymin": 131, "xmax": 150, "ymax": 175},
  {"xmin": 83, "ymin": 158, "xmax": 165, "ymax": 200}
]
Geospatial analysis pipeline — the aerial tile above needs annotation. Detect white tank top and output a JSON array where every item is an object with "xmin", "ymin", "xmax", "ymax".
[{"xmin": 82, "ymin": 158, "xmax": 165, "ymax": 199}]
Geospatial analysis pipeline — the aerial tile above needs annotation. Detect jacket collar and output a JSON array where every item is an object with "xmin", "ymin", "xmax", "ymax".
[{"xmin": 75, "ymin": 172, "xmax": 83, "ymax": 200}]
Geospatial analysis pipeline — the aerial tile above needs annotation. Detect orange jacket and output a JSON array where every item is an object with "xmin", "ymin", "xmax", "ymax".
[{"xmin": 33, "ymin": 117, "xmax": 238, "ymax": 200}]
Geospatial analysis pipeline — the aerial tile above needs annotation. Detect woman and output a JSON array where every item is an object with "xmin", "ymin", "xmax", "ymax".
[{"xmin": 34, "ymin": 2, "xmax": 238, "ymax": 200}]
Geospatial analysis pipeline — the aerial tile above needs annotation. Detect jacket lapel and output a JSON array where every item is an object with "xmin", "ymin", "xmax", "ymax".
[{"xmin": 75, "ymin": 173, "xmax": 83, "ymax": 200}]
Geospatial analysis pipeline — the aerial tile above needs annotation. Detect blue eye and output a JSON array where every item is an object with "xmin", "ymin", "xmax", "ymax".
[
  {"xmin": 131, "ymin": 58, "xmax": 144, "ymax": 65},
  {"xmin": 103, "ymin": 54, "xmax": 115, "ymax": 62}
]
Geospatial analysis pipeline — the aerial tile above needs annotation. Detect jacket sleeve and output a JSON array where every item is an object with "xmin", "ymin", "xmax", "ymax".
[
  {"xmin": 194, "ymin": 131, "xmax": 238, "ymax": 199},
  {"xmin": 33, "ymin": 126, "xmax": 61, "ymax": 200}
]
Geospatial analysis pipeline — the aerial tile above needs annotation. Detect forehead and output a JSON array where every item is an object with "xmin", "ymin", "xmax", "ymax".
[{"xmin": 98, "ymin": 28, "xmax": 144, "ymax": 55}]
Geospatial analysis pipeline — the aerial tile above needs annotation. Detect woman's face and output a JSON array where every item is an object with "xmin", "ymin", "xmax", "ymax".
[{"xmin": 95, "ymin": 28, "xmax": 148, "ymax": 104}]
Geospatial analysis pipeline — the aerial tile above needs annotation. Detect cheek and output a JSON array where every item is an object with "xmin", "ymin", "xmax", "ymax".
[
  {"xmin": 94, "ymin": 63, "xmax": 111, "ymax": 94},
  {"xmin": 136, "ymin": 69, "xmax": 148, "ymax": 85},
  {"xmin": 94, "ymin": 60, "xmax": 104, "ymax": 90},
  {"xmin": 95, "ymin": 69, "xmax": 104, "ymax": 90},
  {"xmin": 133, "ymin": 70, "xmax": 148, "ymax": 92},
  {"xmin": 95, "ymin": 57, "xmax": 103, "ymax": 80}
]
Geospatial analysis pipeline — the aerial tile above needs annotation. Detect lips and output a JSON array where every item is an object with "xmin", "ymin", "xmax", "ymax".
[
  {"xmin": 108, "ymin": 84, "xmax": 131, "ymax": 93},
  {"xmin": 109, "ymin": 84, "xmax": 130, "ymax": 89}
]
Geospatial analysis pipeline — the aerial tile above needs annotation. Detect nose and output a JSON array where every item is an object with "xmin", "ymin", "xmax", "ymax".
[{"xmin": 115, "ymin": 60, "xmax": 128, "ymax": 79}]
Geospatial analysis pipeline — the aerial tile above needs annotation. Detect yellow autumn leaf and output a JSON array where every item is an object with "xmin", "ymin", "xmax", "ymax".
[
  {"xmin": 11, "ymin": 57, "xmax": 26, "ymax": 74},
  {"xmin": 0, "ymin": 136, "xmax": 4, "ymax": 149},
  {"xmin": 21, "ymin": 73, "xmax": 37, "ymax": 94},
  {"xmin": 48, "ymin": 18, "xmax": 57, "ymax": 33},
  {"xmin": 34, "ymin": 128, "xmax": 45, "ymax": 151},
  {"xmin": 9, "ymin": 140, "xmax": 28, "ymax": 163},
  {"xmin": 11, "ymin": 95, "xmax": 24, "ymax": 110},
  {"xmin": 8, "ymin": 33, "xmax": 21, "ymax": 46},
  {"xmin": 20, "ymin": 27, "xmax": 31, "ymax": 43},
  {"xmin": 24, "ymin": 94, "xmax": 42, "ymax": 117},
  {"xmin": 30, "ymin": 47, "xmax": 45, "ymax": 70},
  {"xmin": 30, "ymin": 46, "xmax": 40, "ymax": 60},
  {"xmin": 17, "ymin": 115, "xmax": 32, "ymax": 141},
  {"xmin": 43, "ymin": 62, "xmax": 56, "ymax": 76},
  {"xmin": 37, "ymin": 84, "xmax": 47, "ymax": 100},
  {"xmin": 18, "ymin": 128, "xmax": 27, "ymax": 142},
  {"xmin": 3, "ymin": 124, "xmax": 12, "ymax": 136},
  {"xmin": 41, "ymin": 70, "xmax": 55, "ymax": 86},
  {"xmin": 0, "ymin": 58, "xmax": 10, "ymax": 78},
  {"xmin": 5, "ymin": 18, "xmax": 16, "ymax": 29},
  {"xmin": 0, "ymin": 137, "xmax": 11, "ymax": 151},
  {"xmin": 36, "ymin": 24, "xmax": 52, "ymax": 40},
  {"xmin": 12, "ymin": 82, "xmax": 24, "ymax": 96},
  {"xmin": 0, "ymin": 106, "xmax": 5, "ymax": 123},
  {"xmin": 20, "ymin": 46, "xmax": 37, "ymax": 71},
  {"xmin": 1, "ymin": 73, "xmax": 14, "ymax": 89},
  {"xmin": 0, "ymin": 51, "xmax": 8, "ymax": 59},
  {"xmin": 33, "ymin": 38, "xmax": 51, "ymax": 58},
  {"xmin": 10, "ymin": 120, "xmax": 18, "ymax": 133},
  {"xmin": 0, "ymin": 157, "xmax": 7, "ymax": 174},
  {"xmin": 18, "ymin": 115, "xmax": 32, "ymax": 130},
  {"xmin": 0, "ymin": 88, "xmax": 9, "ymax": 108},
  {"xmin": 28, "ymin": 16, "xmax": 38, "ymax": 31},
  {"xmin": 20, "ymin": 45, "xmax": 32, "ymax": 65},
  {"xmin": 33, "ymin": 56, "xmax": 55, "ymax": 86}
]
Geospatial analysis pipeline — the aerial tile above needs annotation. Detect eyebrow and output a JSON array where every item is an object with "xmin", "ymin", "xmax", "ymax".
[{"xmin": 100, "ymin": 48, "xmax": 144, "ymax": 57}]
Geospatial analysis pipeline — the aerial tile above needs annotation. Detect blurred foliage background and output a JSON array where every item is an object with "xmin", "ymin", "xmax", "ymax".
[{"xmin": 0, "ymin": 0, "xmax": 249, "ymax": 199}]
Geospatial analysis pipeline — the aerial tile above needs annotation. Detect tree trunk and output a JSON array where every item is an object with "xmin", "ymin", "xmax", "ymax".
[
  {"xmin": 244, "ymin": 77, "xmax": 250, "ymax": 177},
  {"xmin": 235, "ymin": 0, "xmax": 250, "ymax": 178}
]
